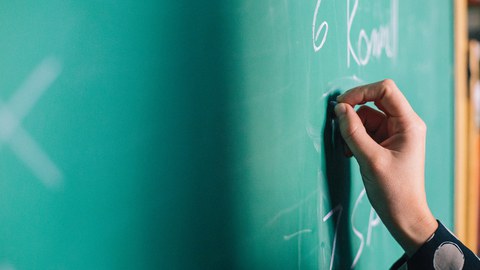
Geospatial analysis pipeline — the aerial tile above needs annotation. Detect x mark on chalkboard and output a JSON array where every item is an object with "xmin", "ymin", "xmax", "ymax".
[{"xmin": 0, "ymin": 57, "xmax": 63, "ymax": 188}]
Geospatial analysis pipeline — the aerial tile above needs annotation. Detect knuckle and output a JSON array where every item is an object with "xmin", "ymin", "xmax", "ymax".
[
  {"xmin": 416, "ymin": 122, "xmax": 427, "ymax": 137},
  {"xmin": 368, "ymin": 151, "xmax": 389, "ymax": 173},
  {"xmin": 381, "ymin": 78, "xmax": 397, "ymax": 90},
  {"xmin": 410, "ymin": 116, "xmax": 427, "ymax": 134},
  {"xmin": 418, "ymin": 119, "xmax": 427, "ymax": 132}
]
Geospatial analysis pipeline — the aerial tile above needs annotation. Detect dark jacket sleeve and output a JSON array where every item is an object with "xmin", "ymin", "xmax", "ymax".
[{"xmin": 390, "ymin": 221, "xmax": 480, "ymax": 270}]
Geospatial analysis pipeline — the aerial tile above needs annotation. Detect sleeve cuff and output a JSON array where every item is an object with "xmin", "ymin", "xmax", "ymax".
[{"xmin": 391, "ymin": 220, "xmax": 480, "ymax": 270}]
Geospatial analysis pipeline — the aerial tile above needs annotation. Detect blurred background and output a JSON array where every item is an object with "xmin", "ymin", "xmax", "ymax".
[{"xmin": 458, "ymin": 0, "xmax": 480, "ymax": 255}]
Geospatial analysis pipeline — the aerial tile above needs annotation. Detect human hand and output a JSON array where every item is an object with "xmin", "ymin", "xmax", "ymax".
[{"xmin": 334, "ymin": 79, "xmax": 438, "ymax": 256}]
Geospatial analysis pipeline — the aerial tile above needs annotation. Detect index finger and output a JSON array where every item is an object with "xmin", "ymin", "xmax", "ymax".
[{"xmin": 336, "ymin": 79, "xmax": 414, "ymax": 117}]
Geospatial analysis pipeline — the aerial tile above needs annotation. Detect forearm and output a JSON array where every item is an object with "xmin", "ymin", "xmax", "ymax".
[{"xmin": 333, "ymin": 80, "xmax": 477, "ymax": 268}]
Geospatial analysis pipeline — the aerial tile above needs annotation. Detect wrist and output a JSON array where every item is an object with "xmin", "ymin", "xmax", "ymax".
[{"xmin": 389, "ymin": 207, "xmax": 438, "ymax": 256}]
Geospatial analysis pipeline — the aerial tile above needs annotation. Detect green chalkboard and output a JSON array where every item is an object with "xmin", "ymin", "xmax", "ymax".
[
  {"xmin": 228, "ymin": 0, "xmax": 454, "ymax": 268},
  {"xmin": 0, "ymin": 0, "xmax": 453, "ymax": 269}
]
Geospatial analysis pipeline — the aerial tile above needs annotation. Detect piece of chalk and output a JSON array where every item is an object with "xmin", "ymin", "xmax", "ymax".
[{"xmin": 329, "ymin": 101, "xmax": 338, "ymax": 118}]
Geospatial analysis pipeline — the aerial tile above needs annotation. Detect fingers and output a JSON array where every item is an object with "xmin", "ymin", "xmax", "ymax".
[
  {"xmin": 337, "ymin": 79, "xmax": 414, "ymax": 117},
  {"xmin": 357, "ymin": 106, "xmax": 389, "ymax": 144},
  {"xmin": 334, "ymin": 103, "xmax": 382, "ymax": 161}
]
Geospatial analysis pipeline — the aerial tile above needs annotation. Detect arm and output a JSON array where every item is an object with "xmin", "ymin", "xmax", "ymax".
[{"xmin": 334, "ymin": 79, "xmax": 480, "ymax": 268}]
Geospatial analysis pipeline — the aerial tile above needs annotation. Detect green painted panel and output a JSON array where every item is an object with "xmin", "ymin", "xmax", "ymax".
[
  {"xmin": 229, "ymin": 0, "xmax": 453, "ymax": 269},
  {"xmin": 0, "ymin": 0, "xmax": 453, "ymax": 269}
]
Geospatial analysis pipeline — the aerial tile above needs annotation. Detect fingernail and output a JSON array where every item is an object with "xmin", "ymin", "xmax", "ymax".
[
  {"xmin": 334, "ymin": 103, "xmax": 346, "ymax": 117},
  {"xmin": 337, "ymin": 91, "xmax": 348, "ymax": 101}
]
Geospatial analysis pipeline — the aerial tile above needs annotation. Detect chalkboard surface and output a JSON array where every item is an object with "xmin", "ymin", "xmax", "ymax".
[
  {"xmin": 228, "ymin": 0, "xmax": 454, "ymax": 269},
  {"xmin": 0, "ymin": 0, "xmax": 453, "ymax": 269}
]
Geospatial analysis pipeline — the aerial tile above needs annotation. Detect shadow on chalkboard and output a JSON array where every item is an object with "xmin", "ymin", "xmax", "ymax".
[{"xmin": 323, "ymin": 92, "xmax": 353, "ymax": 269}]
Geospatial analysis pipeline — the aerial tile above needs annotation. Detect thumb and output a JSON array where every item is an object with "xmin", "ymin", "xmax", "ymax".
[{"xmin": 334, "ymin": 103, "xmax": 382, "ymax": 161}]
